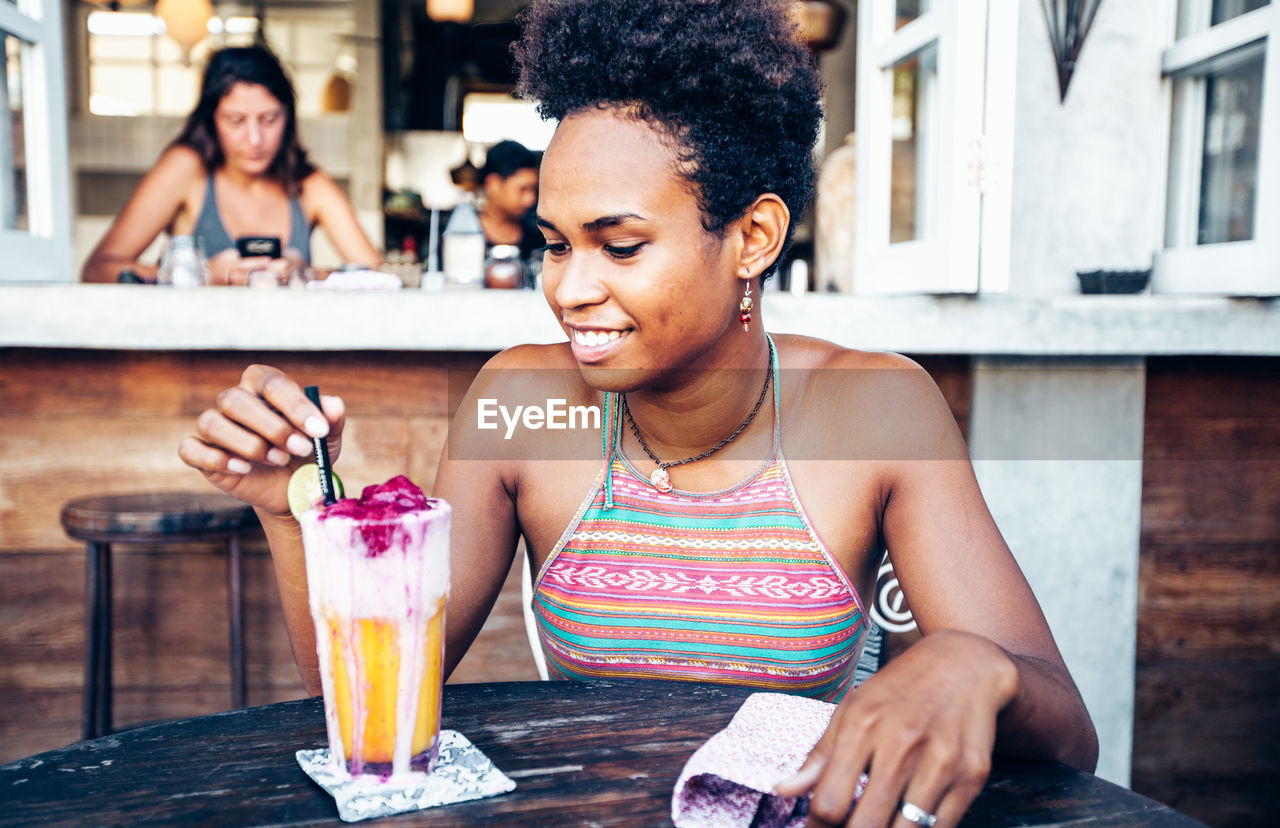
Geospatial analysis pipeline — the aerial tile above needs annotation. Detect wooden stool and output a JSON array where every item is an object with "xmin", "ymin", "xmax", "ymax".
[{"xmin": 60, "ymin": 492, "xmax": 258, "ymax": 740}]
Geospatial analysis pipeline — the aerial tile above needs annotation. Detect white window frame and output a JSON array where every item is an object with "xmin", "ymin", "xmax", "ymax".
[
  {"xmin": 853, "ymin": 0, "xmax": 1015, "ymax": 295},
  {"xmin": 74, "ymin": 5, "xmax": 356, "ymax": 119},
  {"xmin": 1, "ymin": 0, "xmax": 72, "ymax": 282},
  {"xmin": 1156, "ymin": 1, "xmax": 1279, "ymax": 295}
]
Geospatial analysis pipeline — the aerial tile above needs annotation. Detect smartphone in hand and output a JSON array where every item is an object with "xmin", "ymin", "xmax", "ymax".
[{"xmin": 236, "ymin": 236, "xmax": 282, "ymax": 259}]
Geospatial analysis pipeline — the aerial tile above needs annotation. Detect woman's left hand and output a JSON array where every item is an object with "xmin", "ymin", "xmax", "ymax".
[{"xmin": 774, "ymin": 629, "xmax": 1019, "ymax": 828}]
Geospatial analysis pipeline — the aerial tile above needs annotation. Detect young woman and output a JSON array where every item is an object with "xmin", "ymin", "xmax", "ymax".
[
  {"xmin": 82, "ymin": 46, "xmax": 378, "ymax": 285},
  {"xmin": 179, "ymin": 2, "xmax": 1097, "ymax": 826}
]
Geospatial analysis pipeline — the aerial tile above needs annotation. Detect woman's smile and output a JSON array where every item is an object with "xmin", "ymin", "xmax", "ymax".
[{"xmin": 567, "ymin": 326, "xmax": 629, "ymax": 363}]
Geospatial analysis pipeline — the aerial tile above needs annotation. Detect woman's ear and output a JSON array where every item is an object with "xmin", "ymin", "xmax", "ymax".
[{"xmin": 735, "ymin": 194, "xmax": 790, "ymax": 282}]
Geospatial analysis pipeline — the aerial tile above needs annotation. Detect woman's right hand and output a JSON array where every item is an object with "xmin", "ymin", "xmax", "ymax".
[{"xmin": 178, "ymin": 364, "xmax": 344, "ymax": 517}]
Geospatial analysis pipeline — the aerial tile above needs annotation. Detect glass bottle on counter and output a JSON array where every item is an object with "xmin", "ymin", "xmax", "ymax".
[
  {"xmin": 156, "ymin": 236, "xmax": 209, "ymax": 288},
  {"xmin": 484, "ymin": 244, "xmax": 525, "ymax": 289},
  {"xmin": 441, "ymin": 199, "xmax": 485, "ymax": 287}
]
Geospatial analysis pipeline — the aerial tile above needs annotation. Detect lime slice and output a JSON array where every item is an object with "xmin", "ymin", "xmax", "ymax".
[{"xmin": 288, "ymin": 463, "xmax": 344, "ymax": 520}]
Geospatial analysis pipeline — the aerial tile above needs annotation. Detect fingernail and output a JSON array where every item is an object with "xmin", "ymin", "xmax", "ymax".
[
  {"xmin": 287, "ymin": 434, "xmax": 313, "ymax": 456},
  {"xmin": 266, "ymin": 447, "xmax": 290, "ymax": 466},
  {"xmin": 227, "ymin": 458, "xmax": 252, "ymax": 474},
  {"xmin": 304, "ymin": 416, "xmax": 330, "ymax": 438}
]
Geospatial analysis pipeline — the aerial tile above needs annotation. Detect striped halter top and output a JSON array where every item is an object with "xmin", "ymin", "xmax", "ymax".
[{"xmin": 532, "ymin": 338, "xmax": 870, "ymax": 701}]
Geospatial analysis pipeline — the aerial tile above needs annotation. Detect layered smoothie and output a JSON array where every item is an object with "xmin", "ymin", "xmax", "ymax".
[{"xmin": 298, "ymin": 475, "xmax": 450, "ymax": 778}]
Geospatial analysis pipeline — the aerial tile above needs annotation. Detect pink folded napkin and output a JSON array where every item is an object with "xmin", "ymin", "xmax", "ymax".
[{"xmin": 672, "ymin": 692, "xmax": 865, "ymax": 828}]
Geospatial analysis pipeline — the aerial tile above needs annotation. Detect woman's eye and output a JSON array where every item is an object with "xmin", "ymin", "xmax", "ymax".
[
  {"xmin": 544, "ymin": 242, "xmax": 570, "ymax": 257},
  {"xmin": 604, "ymin": 243, "xmax": 643, "ymax": 259}
]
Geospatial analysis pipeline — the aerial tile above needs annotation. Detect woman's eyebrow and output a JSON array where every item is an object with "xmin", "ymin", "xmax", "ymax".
[
  {"xmin": 535, "ymin": 213, "xmax": 648, "ymax": 234},
  {"xmin": 583, "ymin": 213, "xmax": 646, "ymax": 232}
]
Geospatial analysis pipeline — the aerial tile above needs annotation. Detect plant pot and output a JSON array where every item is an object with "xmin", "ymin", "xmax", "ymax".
[{"xmin": 1076, "ymin": 269, "xmax": 1151, "ymax": 294}]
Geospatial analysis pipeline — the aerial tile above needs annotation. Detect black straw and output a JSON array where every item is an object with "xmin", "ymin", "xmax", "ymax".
[{"xmin": 303, "ymin": 385, "xmax": 338, "ymax": 505}]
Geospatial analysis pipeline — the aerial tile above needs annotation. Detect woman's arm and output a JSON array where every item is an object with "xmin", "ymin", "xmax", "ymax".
[
  {"xmin": 870, "ymin": 362, "xmax": 1098, "ymax": 771},
  {"xmin": 430, "ymin": 350, "xmax": 532, "ymax": 677},
  {"xmin": 81, "ymin": 146, "xmax": 203, "ymax": 283},
  {"xmin": 301, "ymin": 171, "xmax": 381, "ymax": 267},
  {"xmin": 777, "ymin": 353, "xmax": 1097, "ymax": 828}
]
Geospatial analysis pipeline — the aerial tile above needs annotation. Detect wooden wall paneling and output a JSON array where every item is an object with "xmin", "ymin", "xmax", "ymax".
[
  {"xmin": 0, "ymin": 349, "xmax": 134, "ymax": 418},
  {"xmin": 0, "ymin": 552, "xmax": 87, "ymax": 693},
  {"xmin": 408, "ymin": 415, "xmax": 451, "ymax": 496},
  {"xmin": 1141, "ymin": 459, "xmax": 1280, "ymax": 544},
  {"xmin": 1133, "ymin": 357, "xmax": 1280, "ymax": 828},
  {"xmin": 1132, "ymin": 660, "xmax": 1280, "ymax": 823},
  {"xmin": 0, "ymin": 690, "xmax": 86, "ymax": 761},
  {"xmin": 1141, "ymin": 356, "xmax": 1280, "ymax": 419},
  {"xmin": 0, "ymin": 417, "xmax": 221, "ymax": 550},
  {"xmin": 1137, "ymin": 540, "xmax": 1280, "ymax": 659},
  {"xmin": 449, "ymin": 551, "xmax": 541, "ymax": 685}
]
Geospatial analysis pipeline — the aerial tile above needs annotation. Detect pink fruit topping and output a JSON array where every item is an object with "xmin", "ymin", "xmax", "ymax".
[{"xmin": 320, "ymin": 475, "xmax": 433, "ymax": 556}]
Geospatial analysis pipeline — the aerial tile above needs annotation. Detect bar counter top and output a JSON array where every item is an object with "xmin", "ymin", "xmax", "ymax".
[{"xmin": 2, "ymin": 283, "xmax": 1277, "ymax": 355}]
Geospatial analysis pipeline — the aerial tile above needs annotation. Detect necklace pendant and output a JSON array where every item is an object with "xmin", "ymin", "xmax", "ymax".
[{"xmin": 650, "ymin": 466, "xmax": 673, "ymax": 492}]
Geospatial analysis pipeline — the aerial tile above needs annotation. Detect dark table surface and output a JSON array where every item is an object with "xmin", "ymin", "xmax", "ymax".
[{"xmin": 0, "ymin": 679, "xmax": 1202, "ymax": 827}]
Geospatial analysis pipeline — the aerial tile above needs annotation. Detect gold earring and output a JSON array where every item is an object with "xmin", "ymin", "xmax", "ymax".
[{"xmin": 738, "ymin": 283, "xmax": 753, "ymax": 332}]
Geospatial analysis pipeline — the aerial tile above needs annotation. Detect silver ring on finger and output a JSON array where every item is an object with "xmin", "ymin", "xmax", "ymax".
[{"xmin": 901, "ymin": 800, "xmax": 938, "ymax": 827}]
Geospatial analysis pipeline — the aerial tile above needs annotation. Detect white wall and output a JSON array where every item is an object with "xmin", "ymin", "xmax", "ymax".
[
  {"xmin": 1008, "ymin": 0, "xmax": 1174, "ymax": 294},
  {"xmin": 968, "ymin": 357, "xmax": 1146, "ymax": 786}
]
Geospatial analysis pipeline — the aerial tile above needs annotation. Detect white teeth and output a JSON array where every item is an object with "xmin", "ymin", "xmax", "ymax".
[{"xmin": 574, "ymin": 329, "xmax": 622, "ymax": 347}]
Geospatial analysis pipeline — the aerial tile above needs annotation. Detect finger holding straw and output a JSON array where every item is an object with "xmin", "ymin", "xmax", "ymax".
[{"xmin": 179, "ymin": 365, "xmax": 346, "ymax": 518}]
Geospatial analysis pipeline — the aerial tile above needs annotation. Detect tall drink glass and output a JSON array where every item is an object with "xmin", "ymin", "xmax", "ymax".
[{"xmin": 299, "ymin": 475, "xmax": 450, "ymax": 778}]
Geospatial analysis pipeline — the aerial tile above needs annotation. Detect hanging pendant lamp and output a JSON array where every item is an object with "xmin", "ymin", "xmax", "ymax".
[
  {"xmin": 427, "ymin": 0, "xmax": 474, "ymax": 23},
  {"xmin": 156, "ymin": 0, "xmax": 214, "ymax": 56}
]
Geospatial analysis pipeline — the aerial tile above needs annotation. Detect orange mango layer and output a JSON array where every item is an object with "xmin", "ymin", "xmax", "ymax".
[{"xmin": 325, "ymin": 596, "xmax": 446, "ymax": 763}]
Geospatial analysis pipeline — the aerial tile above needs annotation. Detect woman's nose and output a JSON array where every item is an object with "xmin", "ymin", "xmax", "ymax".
[
  {"xmin": 551, "ymin": 253, "xmax": 608, "ymax": 310},
  {"xmin": 247, "ymin": 121, "xmax": 263, "ymax": 147}
]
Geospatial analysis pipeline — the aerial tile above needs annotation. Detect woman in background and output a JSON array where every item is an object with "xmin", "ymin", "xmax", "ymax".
[{"xmin": 82, "ymin": 46, "xmax": 378, "ymax": 285}]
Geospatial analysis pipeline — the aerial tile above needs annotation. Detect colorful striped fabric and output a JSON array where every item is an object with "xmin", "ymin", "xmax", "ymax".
[{"xmin": 533, "ymin": 343, "xmax": 869, "ymax": 701}]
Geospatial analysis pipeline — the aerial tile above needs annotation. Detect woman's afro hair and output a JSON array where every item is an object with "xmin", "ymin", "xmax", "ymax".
[{"xmin": 515, "ymin": 0, "xmax": 823, "ymax": 267}]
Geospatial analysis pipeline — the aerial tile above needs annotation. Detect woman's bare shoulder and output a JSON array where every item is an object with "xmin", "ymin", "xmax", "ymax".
[
  {"xmin": 151, "ymin": 145, "xmax": 207, "ymax": 181},
  {"xmin": 482, "ymin": 342, "xmax": 580, "ymax": 371},
  {"xmin": 772, "ymin": 332, "xmax": 923, "ymax": 372},
  {"xmin": 773, "ymin": 333, "xmax": 962, "ymax": 460},
  {"xmin": 472, "ymin": 343, "xmax": 592, "ymax": 399}
]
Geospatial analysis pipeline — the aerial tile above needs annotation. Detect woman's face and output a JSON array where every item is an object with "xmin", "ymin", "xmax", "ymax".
[
  {"xmin": 538, "ymin": 109, "xmax": 743, "ymax": 390},
  {"xmin": 213, "ymin": 82, "xmax": 287, "ymax": 176}
]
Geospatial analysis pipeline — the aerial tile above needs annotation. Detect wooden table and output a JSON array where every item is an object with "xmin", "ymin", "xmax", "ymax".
[{"xmin": 0, "ymin": 679, "xmax": 1201, "ymax": 827}]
